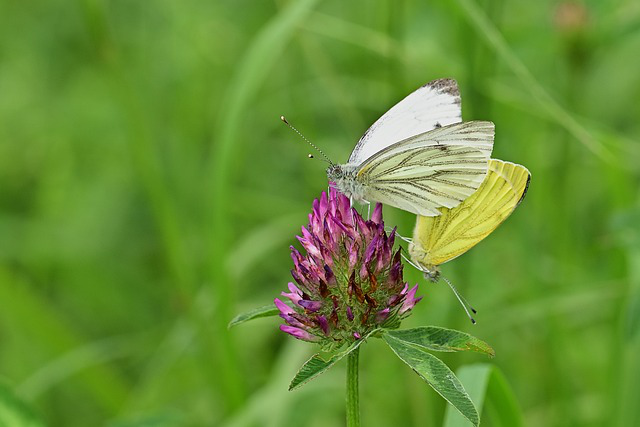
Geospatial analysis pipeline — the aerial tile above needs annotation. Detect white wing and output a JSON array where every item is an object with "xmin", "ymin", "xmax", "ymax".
[
  {"xmin": 349, "ymin": 78, "xmax": 462, "ymax": 165},
  {"xmin": 356, "ymin": 121, "xmax": 494, "ymax": 216}
]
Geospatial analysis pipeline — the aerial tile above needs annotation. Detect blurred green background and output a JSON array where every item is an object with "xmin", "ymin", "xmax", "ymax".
[{"xmin": 1, "ymin": 0, "xmax": 639, "ymax": 425}]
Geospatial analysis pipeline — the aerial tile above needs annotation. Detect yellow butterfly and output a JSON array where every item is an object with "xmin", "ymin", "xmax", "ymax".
[{"xmin": 406, "ymin": 158, "xmax": 530, "ymax": 321}]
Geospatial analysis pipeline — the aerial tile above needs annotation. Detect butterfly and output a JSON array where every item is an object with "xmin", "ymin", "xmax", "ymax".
[
  {"xmin": 405, "ymin": 158, "xmax": 530, "ymax": 319},
  {"xmin": 326, "ymin": 78, "xmax": 495, "ymax": 216}
]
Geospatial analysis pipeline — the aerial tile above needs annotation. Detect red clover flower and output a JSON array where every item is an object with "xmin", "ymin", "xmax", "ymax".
[
  {"xmin": 275, "ymin": 188, "xmax": 421, "ymax": 350},
  {"xmin": 231, "ymin": 187, "xmax": 495, "ymax": 427}
]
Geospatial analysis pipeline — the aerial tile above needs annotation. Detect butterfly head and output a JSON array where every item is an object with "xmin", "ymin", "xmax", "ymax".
[
  {"xmin": 326, "ymin": 164, "xmax": 363, "ymax": 200},
  {"xmin": 422, "ymin": 267, "xmax": 440, "ymax": 282},
  {"xmin": 408, "ymin": 242, "xmax": 440, "ymax": 282},
  {"xmin": 326, "ymin": 164, "xmax": 344, "ymax": 182}
]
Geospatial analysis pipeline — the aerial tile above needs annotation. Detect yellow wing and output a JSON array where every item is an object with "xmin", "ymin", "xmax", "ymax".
[{"xmin": 409, "ymin": 159, "xmax": 530, "ymax": 268}]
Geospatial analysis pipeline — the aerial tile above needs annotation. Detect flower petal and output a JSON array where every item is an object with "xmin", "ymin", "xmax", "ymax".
[
  {"xmin": 346, "ymin": 306, "xmax": 354, "ymax": 321},
  {"xmin": 280, "ymin": 324, "xmax": 318, "ymax": 342},
  {"xmin": 315, "ymin": 315, "xmax": 329, "ymax": 335},
  {"xmin": 298, "ymin": 299, "xmax": 323, "ymax": 312},
  {"xmin": 376, "ymin": 308, "xmax": 390, "ymax": 323},
  {"xmin": 371, "ymin": 203, "xmax": 383, "ymax": 224},
  {"xmin": 399, "ymin": 284, "xmax": 422, "ymax": 314}
]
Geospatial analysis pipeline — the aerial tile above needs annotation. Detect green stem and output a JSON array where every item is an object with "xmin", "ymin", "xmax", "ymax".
[{"xmin": 346, "ymin": 347, "xmax": 360, "ymax": 427}]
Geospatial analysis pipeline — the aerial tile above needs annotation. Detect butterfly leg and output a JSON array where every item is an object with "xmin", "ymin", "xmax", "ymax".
[
  {"xmin": 348, "ymin": 196, "xmax": 359, "ymax": 224},
  {"xmin": 401, "ymin": 252, "xmax": 424, "ymax": 271},
  {"xmin": 385, "ymin": 224, "xmax": 412, "ymax": 242},
  {"xmin": 389, "ymin": 228, "xmax": 412, "ymax": 243}
]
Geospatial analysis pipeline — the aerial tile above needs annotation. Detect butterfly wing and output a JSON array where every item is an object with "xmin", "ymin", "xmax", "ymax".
[
  {"xmin": 355, "ymin": 121, "xmax": 495, "ymax": 216},
  {"xmin": 409, "ymin": 159, "xmax": 530, "ymax": 268},
  {"xmin": 349, "ymin": 79, "xmax": 462, "ymax": 165}
]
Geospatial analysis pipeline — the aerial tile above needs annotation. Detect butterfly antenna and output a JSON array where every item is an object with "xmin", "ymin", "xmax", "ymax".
[
  {"xmin": 442, "ymin": 276, "xmax": 477, "ymax": 324},
  {"xmin": 280, "ymin": 115, "xmax": 333, "ymax": 165},
  {"xmin": 399, "ymin": 252, "xmax": 477, "ymax": 324}
]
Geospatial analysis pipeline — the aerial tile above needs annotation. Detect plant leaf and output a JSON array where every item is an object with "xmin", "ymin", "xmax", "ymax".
[
  {"xmin": 289, "ymin": 330, "xmax": 376, "ymax": 391},
  {"xmin": 228, "ymin": 304, "xmax": 280, "ymax": 329},
  {"xmin": 443, "ymin": 364, "xmax": 523, "ymax": 427},
  {"xmin": 0, "ymin": 381, "xmax": 45, "ymax": 427},
  {"xmin": 383, "ymin": 333, "xmax": 479, "ymax": 426},
  {"xmin": 384, "ymin": 326, "xmax": 495, "ymax": 356}
]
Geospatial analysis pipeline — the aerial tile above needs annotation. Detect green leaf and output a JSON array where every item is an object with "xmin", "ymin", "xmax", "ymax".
[
  {"xmin": 384, "ymin": 327, "xmax": 495, "ymax": 356},
  {"xmin": 228, "ymin": 304, "xmax": 280, "ymax": 329},
  {"xmin": 289, "ymin": 330, "xmax": 376, "ymax": 391},
  {"xmin": 0, "ymin": 381, "xmax": 45, "ymax": 427},
  {"xmin": 443, "ymin": 364, "xmax": 523, "ymax": 427},
  {"xmin": 383, "ymin": 333, "xmax": 479, "ymax": 427},
  {"xmin": 288, "ymin": 345, "xmax": 357, "ymax": 392}
]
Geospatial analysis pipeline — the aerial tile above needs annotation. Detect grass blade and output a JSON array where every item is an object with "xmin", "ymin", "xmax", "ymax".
[
  {"xmin": 0, "ymin": 381, "xmax": 45, "ymax": 427},
  {"xmin": 207, "ymin": 0, "xmax": 320, "ymax": 410},
  {"xmin": 453, "ymin": 0, "xmax": 610, "ymax": 160},
  {"xmin": 0, "ymin": 267, "xmax": 129, "ymax": 411},
  {"xmin": 614, "ymin": 247, "xmax": 640, "ymax": 426},
  {"xmin": 443, "ymin": 364, "xmax": 523, "ymax": 427}
]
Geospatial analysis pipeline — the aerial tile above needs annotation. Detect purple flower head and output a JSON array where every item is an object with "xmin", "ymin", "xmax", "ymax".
[{"xmin": 276, "ymin": 188, "xmax": 421, "ymax": 349}]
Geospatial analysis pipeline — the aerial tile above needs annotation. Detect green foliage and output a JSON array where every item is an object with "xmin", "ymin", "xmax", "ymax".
[
  {"xmin": 285, "ymin": 325, "xmax": 490, "ymax": 426},
  {"xmin": 0, "ymin": 382, "xmax": 45, "ymax": 427},
  {"xmin": 443, "ymin": 364, "xmax": 523, "ymax": 427},
  {"xmin": 384, "ymin": 327, "xmax": 495, "ymax": 356},
  {"xmin": 288, "ymin": 330, "xmax": 376, "ymax": 391},
  {"xmin": 228, "ymin": 304, "xmax": 281, "ymax": 329},
  {"xmin": 383, "ymin": 333, "xmax": 479, "ymax": 426},
  {"xmin": 210, "ymin": 0, "xmax": 321, "ymax": 409},
  {"xmin": 106, "ymin": 412, "xmax": 184, "ymax": 427}
]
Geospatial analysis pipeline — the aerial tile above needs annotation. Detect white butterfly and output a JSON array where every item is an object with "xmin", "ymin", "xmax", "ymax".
[{"xmin": 326, "ymin": 78, "xmax": 495, "ymax": 217}]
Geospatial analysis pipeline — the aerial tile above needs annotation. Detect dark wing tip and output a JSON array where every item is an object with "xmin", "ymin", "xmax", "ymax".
[
  {"xmin": 423, "ymin": 78, "xmax": 460, "ymax": 97},
  {"xmin": 516, "ymin": 172, "xmax": 532, "ymax": 206}
]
